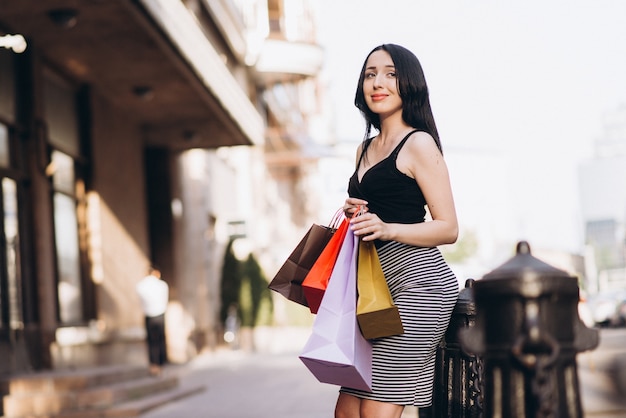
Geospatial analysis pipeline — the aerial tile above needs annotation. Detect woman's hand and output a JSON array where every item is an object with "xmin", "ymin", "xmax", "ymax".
[
  {"xmin": 350, "ymin": 211, "xmax": 391, "ymax": 242},
  {"xmin": 344, "ymin": 197, "xmax": 389, "ymax": 241},
  {"xmin": 343, "ymin": 197, "xmax": 368, "ymax": 218}
]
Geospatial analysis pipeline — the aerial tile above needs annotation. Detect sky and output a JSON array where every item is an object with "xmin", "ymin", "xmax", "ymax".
[{"xmin": 315, "ymin": 0, "xmax": 626, "ymax": 264}]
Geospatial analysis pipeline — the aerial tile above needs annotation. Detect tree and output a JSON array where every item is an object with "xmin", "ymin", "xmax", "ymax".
[
  {"xmin": 442, "ymin": 229, "xmax": 479, "ymax": 264},
  {"xmin": 219, "ymin": 239, "xmax": 241, "ymax": 325},
  {"xmin": 219, "ymin": 240, "xmax": 274, "ymax": 328},
  {"xmin": 240, "ymin": 253, "xmax": 274, "ymax": 327}
]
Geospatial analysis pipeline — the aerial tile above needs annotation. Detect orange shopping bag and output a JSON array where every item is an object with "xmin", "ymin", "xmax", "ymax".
[{"xmin": 301, "ymin": 216, "xmax": 349, "ymax": 313}]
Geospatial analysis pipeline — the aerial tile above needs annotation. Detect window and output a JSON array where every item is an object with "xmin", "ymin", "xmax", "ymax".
[
  {"xmin": 267, "ymin": 0, "xmax": 283, "ymax": 34},
  {"xmin": 2, "ymin": 177, "xmax": 22, "ymax": 329},
  {"xmin": 0, "ymin": 123, "xmax": 9, "ymax": 168},
  {"xmin": 51, "ymin": 151, "xmax": 83, "ymax": 323},
  {"xmin": 0, "ymin": 49, "xmax": 16, "ymax": 122},
  {"xmin": 0, "ymin": 49, "xmax": 23, "ymax": 330},
  {"xmin": 43, "ymin": 71, "xmax": 86, "ymax": 324},
  {"xmin": 43, "ymin": 72, "xmax": 79, "ymax": 154}
]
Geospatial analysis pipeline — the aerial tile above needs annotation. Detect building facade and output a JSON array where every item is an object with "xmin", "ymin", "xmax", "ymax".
[
  {"xmin": 0, "ymin": 0, "xmax": 323, "ymax": 374},
  {"xmin": 578, "ymin": 104, "xmax": 626, "ymax": 292}
]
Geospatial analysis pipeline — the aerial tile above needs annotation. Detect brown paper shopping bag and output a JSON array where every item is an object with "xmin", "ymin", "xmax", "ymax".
[
  {"xmin": 268, "ymin": 224, "xmax": 335, "ymax": 307},
  {"xmin": 269, "ymin": 210, "xmax": 344, "ymax": 307},
  {"xmin": 356, "ymin": 239, "xmax": 404, "ymax": 340}
]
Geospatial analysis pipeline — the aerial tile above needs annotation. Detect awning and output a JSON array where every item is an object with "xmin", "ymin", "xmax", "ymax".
[{"xmin": 0, "ymin": 0, "xmax": 264, "ymax": 149}]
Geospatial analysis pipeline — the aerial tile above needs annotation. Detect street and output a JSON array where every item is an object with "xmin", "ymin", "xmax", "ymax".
[
  {"xmin": 139, "ymin": 327, "xmax": 626, "ymax": 418},
  {"xmin": 578, "ymin": 328, "xmax": 626, "ymax": 417}
]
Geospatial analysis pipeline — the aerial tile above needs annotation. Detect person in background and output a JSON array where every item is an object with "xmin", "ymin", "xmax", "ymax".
[
  {"xmin": 136, "ymin": 267, "xmax": 169, "ymax": 376},
  {"xmin": 338, "ymin": 44, "xmax": 459, "ymax": 418}
]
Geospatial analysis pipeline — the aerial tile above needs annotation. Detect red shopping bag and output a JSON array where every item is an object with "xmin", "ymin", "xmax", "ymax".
[
  {"xmin": 301, "ymin": 217, "xmax": 349, "ymax": 313},
  {"xmin": 300, "ymin": 228, "xmax": 372, "ymax": 391}
]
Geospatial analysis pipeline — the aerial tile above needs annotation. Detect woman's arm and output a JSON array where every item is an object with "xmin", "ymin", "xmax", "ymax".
[{"xmin": 350, "ymin": 131, "xmax": 458, "ymax": 247}]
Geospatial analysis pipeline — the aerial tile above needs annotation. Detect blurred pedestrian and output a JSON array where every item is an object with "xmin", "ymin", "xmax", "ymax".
[
  {"xmin": 136, "ymin": 267, "xmax": 169, "ymax": 376},
  {"xmin": 338, "ymin": 44, "xmax": 459, "ymax": 418}
]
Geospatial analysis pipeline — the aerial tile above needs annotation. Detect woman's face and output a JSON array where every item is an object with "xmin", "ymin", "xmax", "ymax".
[{"xmin": 363, "ymin": 50, "xmax": 402, "ymax": 118}]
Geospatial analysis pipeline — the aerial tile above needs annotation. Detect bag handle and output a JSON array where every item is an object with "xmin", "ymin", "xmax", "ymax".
[
  {"xmin": 328, "ymin": 204, "xmax": 364, "ymax": 230},
  {"xmin": 328, "ymin": 207, "xmax": 346, "ymax": 229}
]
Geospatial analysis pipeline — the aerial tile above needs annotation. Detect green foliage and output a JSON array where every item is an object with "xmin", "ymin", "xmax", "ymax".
[
  {"xmin": 254, "ymin": 295, "xmax": 274, "ymax": 326},
  {"xmin": 442, "ymin": 229, "xmax": 479, "ymax": 264},
  {"xmin": 239, "ymin": 279, "xmax": 253, "ymax": 327},
  {"xmin": 219, "ymin": 239, "xmax": 241, "ymax": 324},
  {"xmin": 244, "ymin": 254, "xmax": 273, "ymax": 326},
  {"xmin": 219, "ymin": 240, "xmax": 274, "ymax": 328}
]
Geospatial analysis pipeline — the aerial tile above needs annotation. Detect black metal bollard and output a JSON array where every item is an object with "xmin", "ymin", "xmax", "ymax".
[
  {"xmin": 427, "ymin": 278, "xmax": 484, "ymax": 418},
  {"xmin": 460, "ymin": 241, "xmax": 599, "ymax": 418}
]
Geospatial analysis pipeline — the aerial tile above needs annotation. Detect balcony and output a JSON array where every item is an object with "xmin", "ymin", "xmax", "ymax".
[{"xmin": 253, "ymin": 38, "xmax": 323, "ymax": 86}]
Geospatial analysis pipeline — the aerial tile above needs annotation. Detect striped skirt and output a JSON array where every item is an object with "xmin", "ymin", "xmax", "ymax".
[{"xmin": 340, "ymin": 241, "xmax": 459, "ymax": 407}]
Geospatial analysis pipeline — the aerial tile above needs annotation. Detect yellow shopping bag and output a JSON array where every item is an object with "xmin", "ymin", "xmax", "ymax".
[{"xmin": 356, "ymin": 239, "xmax": 405, "ymax": 340}]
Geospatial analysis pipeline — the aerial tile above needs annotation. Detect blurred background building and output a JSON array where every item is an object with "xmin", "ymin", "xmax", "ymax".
[
  {"xmin": 0, "ymin": 0, "xmax": 329, "ymax": 376},
  {"xmin": 579, "ymin": 104, "xmax": 626, "ymax": 293}
]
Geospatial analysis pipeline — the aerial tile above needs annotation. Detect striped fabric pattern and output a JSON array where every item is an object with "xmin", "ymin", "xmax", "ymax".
[{"xmin": 340, "ymin": 241, "xmax": 459, "ymax": 407}]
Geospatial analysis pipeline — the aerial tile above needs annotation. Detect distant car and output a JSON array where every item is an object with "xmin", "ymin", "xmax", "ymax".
[
  {"xmin": 613, "ymin": 295, "xmax": 626, "ymax": 327},
  {"xmin": 587, "ymin": 290, "xmax": 626, "ymax": 327},
  {"xmin": 578, "ymin": 296, "xmax": 595, "ymax": 328}
]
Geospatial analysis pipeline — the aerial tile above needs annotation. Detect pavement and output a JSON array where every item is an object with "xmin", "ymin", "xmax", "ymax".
[
  {"xmin": 139, "ymin": 327, "xmax": 626, "ymax": 418},
  {"xmin": 578, "ymin": 348, "xmax": 626, "ymax": 418},
  {"xmin": 143, "ymin": 349, "xmax": 338, "ymax": 418}
]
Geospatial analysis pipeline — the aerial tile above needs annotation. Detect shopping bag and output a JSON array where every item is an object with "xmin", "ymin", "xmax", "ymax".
[
  {"xmin": 356, "ymin": 239, "xmax": 405, "ymax": 340},
  {"xmin": 268, "ymin": 224, "xmax": 336, "ymax": 307},
  {"xmin": 301, "ymin": 217, "xmax": 349, "ymax": 313},
  {"xmin": 268, "ymin": 210, "xmax": 344, "ymax": 307},
  {"xmin": 299, "ymin": 228, "xmax": 372, "ymax": 392}
]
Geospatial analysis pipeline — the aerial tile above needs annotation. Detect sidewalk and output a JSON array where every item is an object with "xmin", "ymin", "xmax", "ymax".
[
  {"xmin": 141, "ymin": 349, "xmax": 339, "ymax": 418},
  {"xmin": 578, "ymin": 349, "xmax": 626, "ymax": 418},
  {"xmin": 141, "ymin": 327, "xmax": 421, "ymax": 418},
  {"xmin": 139, "ymin": 327, "xmax": 626, "ymax": 418}
]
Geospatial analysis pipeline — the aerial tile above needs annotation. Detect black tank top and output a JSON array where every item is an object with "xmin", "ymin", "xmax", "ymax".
[{"xmin": 347, "ymin": 130, "xmax": 427, "ymax": 225}]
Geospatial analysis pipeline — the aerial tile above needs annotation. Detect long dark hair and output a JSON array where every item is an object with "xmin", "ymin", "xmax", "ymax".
[{"xmin": 354, "ymin": 44, "xmax": 442, "ymax": 153}]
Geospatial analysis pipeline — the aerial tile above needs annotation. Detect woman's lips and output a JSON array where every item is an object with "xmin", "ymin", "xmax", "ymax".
[{"xmin": 371, "ymin": 94, "xmax": 387, "ymax": 102}]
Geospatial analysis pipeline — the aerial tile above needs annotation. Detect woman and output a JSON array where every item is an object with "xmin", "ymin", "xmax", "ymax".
[{"xmin": 337, "ymin": 44, "xmax": 459, "ymax": 418}]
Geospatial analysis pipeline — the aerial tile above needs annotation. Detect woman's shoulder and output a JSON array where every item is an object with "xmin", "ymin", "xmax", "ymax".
[
  {"xmin": 397, "ymin": 131, "xmax": 444, "ymax": 174},
  {"xmin": 405, "ymin": 131, "xmax": 440, "ymax": 154},
  {"xmin": 406, "ymin": 130, "xmax": 435, "ymax": 143}
]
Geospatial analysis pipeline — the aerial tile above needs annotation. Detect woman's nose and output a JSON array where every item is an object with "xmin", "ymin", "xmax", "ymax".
[{"xmin": 373, "ymin": 74, "xmax": 384, "ymax": 88}]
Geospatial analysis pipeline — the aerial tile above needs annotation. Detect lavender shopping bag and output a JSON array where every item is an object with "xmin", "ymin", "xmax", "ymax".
[{"xmin": 299, "ymin": 228, "xmax": 373, "ymax": 392}]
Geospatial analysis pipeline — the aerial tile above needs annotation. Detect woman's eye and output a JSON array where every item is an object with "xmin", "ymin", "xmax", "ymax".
[
  {"xmin": 388, "ymin": 72, "xmax": 396, "ymax": 78},
  {"xmin": 365, "ymin": 72, "xmax": 376, "ymax": 78}
]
